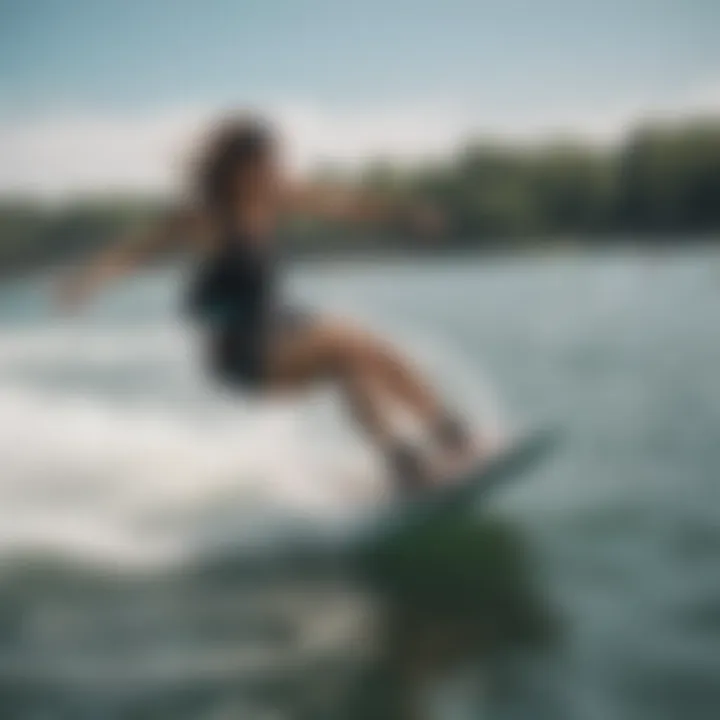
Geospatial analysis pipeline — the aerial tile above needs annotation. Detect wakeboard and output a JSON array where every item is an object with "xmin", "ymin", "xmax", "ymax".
[{"xmin": 359, "ymin": 426, "xmax": 560, "ymax": 544}]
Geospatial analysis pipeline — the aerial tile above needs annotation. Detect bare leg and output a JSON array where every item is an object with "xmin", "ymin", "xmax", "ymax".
[
  {"xmin": 324, "ymin": 322, "xmax": 473, "ymax": 458},
  {"xmin": 266, "ymin": 319, "xmax": 397, "ymax": 447},
  {"xmin": 353, "ymin": 331, "xmax": 445, "ymax": 426},
  {"xmin": 266, "ymin": 317, "xmax": 473, "ymax": 489},
  {"xmin": 267, "ymin": 319, "xmax": 445, "ymax": 439}
]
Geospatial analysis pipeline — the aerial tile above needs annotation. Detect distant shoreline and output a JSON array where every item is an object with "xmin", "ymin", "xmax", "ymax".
[{"xmin": 2, "ymin": 114, "xmax": 719, "ymax": 279}]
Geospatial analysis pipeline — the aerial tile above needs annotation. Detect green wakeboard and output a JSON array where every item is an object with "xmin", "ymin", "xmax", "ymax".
[{"xmin": 358, "ymin": 426, "xmax": 559, "ymax": 547}]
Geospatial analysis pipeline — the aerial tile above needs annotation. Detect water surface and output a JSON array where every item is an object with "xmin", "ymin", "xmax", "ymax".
[{"xmin": 0, "ymin": 249, "xmax": 719, "ymax": 718}]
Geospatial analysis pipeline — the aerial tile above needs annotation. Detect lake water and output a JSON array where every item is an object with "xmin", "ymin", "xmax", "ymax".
[{"xmin": 0, "ymin": 249, "xmax": 719, "ymax": 719}]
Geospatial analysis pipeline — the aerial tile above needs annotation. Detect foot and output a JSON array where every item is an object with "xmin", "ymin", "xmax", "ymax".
[
  {"xmin": 432, "ymin": 414, "xmax": 477, "ymax": 476},
  {"xmin": 386, "ymin": 442, "xmax": 434, "ymax": 497},
  {"xmin": 432, "ymin": 415, "xmax": 510, "ymax": 481},
  {"xmin": 434, "ymin": 438, "xmax": 491, "ymax": 481}
]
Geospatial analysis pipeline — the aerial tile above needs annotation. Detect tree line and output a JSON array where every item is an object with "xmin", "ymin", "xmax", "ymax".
[{"xmin": 1, "ymin": 117, "xmax": 719, "ymax": 274}]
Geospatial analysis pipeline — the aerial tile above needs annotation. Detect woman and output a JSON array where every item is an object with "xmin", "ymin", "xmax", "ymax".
[{"xmin": 61, "ymin": 115, "xmax": 478, "ymax": 492}]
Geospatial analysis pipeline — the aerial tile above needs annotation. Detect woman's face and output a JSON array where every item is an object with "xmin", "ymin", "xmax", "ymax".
[{"xmin": 233, "ymin": 145, "xmax": 286, "ymax": 210}]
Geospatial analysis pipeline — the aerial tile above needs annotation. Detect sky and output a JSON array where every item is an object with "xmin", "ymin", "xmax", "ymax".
[{"xmin": 1, "ymin": 0, "xmax": 719, "ymax": 196}]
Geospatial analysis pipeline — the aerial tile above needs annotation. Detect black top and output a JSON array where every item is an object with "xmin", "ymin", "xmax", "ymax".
[
  {"xmin": 186, "ymin": 234, "xmax": 279, "ymax": 386},
  {"xmin": 188, "ymin": 235, "xmax": 275, "ymax": 334}
]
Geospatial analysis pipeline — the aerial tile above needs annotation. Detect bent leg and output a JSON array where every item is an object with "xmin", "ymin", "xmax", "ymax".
[
  {"xmin": 350, "ymin": 328, "xmax": 445, "ymax": 426},
  {"xmin": 265, "ymin": 317, "xmax": 472, "ymax": 489},
  {"xmin": 265, "ymin": 319, "xmax": 397, "ymax": 447},
  {"xmin": 266, "ymin": 317, "xmax": 448, "ymax": 430}
]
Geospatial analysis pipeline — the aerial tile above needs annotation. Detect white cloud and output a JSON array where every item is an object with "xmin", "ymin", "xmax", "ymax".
[
  {"xmin": 0, "ymin": 109, "xmax": 210, "ymax": 199},
  {"xmin": 0, "ymin": 82, "xmax": 719, "ymax": 198}
]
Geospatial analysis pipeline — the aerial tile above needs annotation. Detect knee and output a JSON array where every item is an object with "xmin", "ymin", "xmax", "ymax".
[
  {"xmin": 316, "ymin": 319, "xmax": 392, "ymax": 376},
  {"xmin": 330, "ymin": 333, "xmax": 380, "ymax": 380}
]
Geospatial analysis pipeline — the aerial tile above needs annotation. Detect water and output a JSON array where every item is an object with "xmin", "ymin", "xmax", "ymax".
[{"xmin": 0, "ymin": 248, "xmax": 719, "ymax": 719}]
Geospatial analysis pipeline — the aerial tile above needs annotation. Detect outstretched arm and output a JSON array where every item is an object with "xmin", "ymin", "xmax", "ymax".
[
  {"xmin": 284, "ymin": 182, "xmax": 443, "ymax": 235},
  {"xmin": 57, "ymin": 209, "xmax": 202, "ymax": 309}
]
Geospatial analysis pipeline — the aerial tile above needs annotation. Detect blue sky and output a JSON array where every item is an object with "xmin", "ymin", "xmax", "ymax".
[
  {"xmin": 1, "ymin": 0, "xmax": 719, "ymax": 194},
  {"xmin": 2, "ymin": 0, "xmax": 719, "ymax": 112}
]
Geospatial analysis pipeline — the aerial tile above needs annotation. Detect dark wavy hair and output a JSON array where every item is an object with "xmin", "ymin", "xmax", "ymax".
[{"xmin": 194, "ymin": 115, "xmax": 276, "ymax": 215}]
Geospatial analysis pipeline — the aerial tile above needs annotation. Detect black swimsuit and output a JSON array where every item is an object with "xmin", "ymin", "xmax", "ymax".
[{"xmin": 188, "ymin": 234, "xmax": 309, "ymax": 388}]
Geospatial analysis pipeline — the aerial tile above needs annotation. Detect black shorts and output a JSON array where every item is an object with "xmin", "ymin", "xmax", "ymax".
[{"xmin": 209, "ymin": 306, "xmax": 314, "ymax": 390}]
